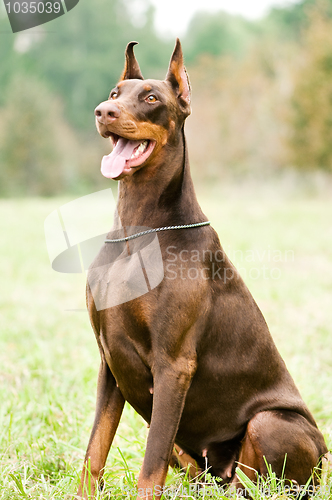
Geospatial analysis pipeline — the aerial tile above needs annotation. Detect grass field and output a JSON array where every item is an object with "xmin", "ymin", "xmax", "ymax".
[{"xmin": 1, "ymin": 180, "xmax": 332, "ymax": 499}]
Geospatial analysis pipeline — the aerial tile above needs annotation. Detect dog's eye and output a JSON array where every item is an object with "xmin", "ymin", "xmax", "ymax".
[
  {"xmin": 146, "ymin": 94, "xmax": 157, "ymax": 103},
  {"xmin": 110, "ymin": 92, "xmax": 118, "ymax": 100}
]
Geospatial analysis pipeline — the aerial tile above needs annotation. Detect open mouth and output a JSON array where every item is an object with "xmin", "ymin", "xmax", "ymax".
[{"xmin": 101, "ymin": 133, "xmax": 156, "ymax": 179}]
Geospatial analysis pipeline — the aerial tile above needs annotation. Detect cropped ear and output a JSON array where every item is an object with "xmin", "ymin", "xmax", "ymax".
[
  {"xmin": 120, "ymin": 42, "xmax": 144, "ymax": 81},
  {"xmin": 166, "ymin": 38, "xmax": 191, "ymax": 115}
]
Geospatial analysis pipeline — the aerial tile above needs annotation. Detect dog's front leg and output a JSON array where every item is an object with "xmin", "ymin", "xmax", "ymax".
[
  {"xmin": 137, "ymin": 357, "xmax": 197, "ymax": 500},
  {"xmin": 78, "ymin": 358, "xmax": 125, "ymax": 498}
]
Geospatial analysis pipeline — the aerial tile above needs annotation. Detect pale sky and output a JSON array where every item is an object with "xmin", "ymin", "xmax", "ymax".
[{"xmin": 146, "ymin": 0, "xmax": 300, "ymax": 36}]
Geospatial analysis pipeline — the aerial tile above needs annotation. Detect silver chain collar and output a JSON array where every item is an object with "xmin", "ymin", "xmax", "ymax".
[{"xmin": 105, "ymin": 221, "xmax": 211, "ymax": 243}]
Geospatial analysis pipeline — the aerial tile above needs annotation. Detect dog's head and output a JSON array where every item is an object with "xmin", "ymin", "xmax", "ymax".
[{"xmin": 94, "ymin": 39, "xmax": 191, "ymax": 180}]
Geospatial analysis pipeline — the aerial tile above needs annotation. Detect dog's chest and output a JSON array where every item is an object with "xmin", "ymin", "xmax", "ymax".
[{"xmin": 88, "ymin": 233, "xmax": 163, "ymax": 311}]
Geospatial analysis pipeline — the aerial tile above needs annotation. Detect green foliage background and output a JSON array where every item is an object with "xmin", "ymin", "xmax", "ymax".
[
  {"xmin": 1, "ymin": 0, "xmax": 332, "ymax": 194},
  {"xmin": 1, "ymin": 3, "xmax": 332, "ymax": 497}
]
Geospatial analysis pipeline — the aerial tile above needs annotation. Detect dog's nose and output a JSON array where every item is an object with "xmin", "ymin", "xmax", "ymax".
[{"xmin": 94, "ymin": 102, "xmax": 121, "ymax": 124}]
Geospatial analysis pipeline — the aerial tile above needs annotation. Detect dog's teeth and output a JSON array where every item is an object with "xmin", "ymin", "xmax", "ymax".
[{"xmin": 130, "ymin": 140, "xmax": 148, "ymax": 159}]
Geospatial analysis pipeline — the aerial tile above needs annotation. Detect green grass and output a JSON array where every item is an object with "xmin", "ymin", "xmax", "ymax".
[{"xmin": 1, "ymin": 182, "xmax": 332, "ymax": 498}]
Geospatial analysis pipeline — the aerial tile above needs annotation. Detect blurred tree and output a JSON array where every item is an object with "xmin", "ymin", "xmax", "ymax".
[
  {"xmin": 288, "ymin": 2, "xmax": 332, "ymax": 171},
  {"xmin": 264, "ymin": 0, "xmax": 332, "ymax": 41},
  {"xmin": 186, "ymin": 40, "xmax": 293, "ymax": 181},
  {"xmin": 184, "ymin": 11, "xmax": 258, "ymax": 62},
  {"xmin": 0, "ymin": 73, "xmax": 79, "ymax": 195}
]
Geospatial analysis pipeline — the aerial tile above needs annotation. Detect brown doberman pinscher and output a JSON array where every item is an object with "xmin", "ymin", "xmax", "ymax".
[{"xmin": 78, "ymin": 40, "xmax": 328, "ymax": 499}]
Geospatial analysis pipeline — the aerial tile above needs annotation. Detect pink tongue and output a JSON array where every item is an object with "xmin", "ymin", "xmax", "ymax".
[{"xmin": 101, "ymin": 138, "xmax": 141, "ymax": 179}]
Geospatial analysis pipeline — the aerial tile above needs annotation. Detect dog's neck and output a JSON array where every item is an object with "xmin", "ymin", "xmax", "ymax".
[{"xmin": 115, "ymin": 129, "xmax": 206, "ymax": 229}]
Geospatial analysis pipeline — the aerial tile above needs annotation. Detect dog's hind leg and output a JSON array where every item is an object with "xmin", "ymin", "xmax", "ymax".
[
  {"xmin": 78, "ymin": 358, "xmax": 125, "ymax": 498},
  {"xmin": 233, "ymin": 410, "xmax": 327, "ymax": 492},
  {"xmin": 169, "ymin": 444, "xmax": 201, "ymax": 478}
]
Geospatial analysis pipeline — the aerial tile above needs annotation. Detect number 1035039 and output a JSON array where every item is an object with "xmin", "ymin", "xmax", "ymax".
[{"xmin": 5, "ymin": 1, "xmax": 62, "ymax": 14}]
